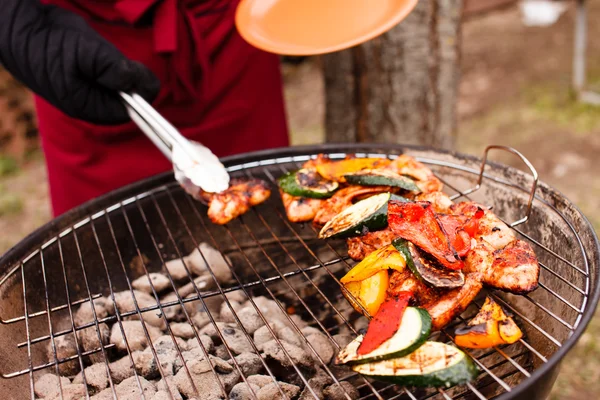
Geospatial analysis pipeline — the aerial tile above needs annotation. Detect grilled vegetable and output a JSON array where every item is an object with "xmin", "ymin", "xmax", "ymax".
[
  {"xmin": 343, "ymin": 269, "xmax": 389, "ymax": 316},
  {"xmin": 358, "ymin": 292, "xmax": 412, "ymax": 355},
  {"xmin": 319, "ymin": 193, "xmax": 391, "ymax": 239},
  {"xmin": 388, "ymin": 201, "xmax": 465, "ymax": 270},
  {"xmin": 278, "ymin": 169, "xmax": 339, "ymax": 199},
  {"xmin": 316, "ymin": 158, "xmax": 392, "ymax": 183},
  {"xmin": 341, "ymin": 244, "xmax": 406, "ymax": 284},
  {"xmin": 393, "ymin": 238, "xmax": 464, "ymax": 289},
  {"xmin": 336, "ymin": 306, "xmax": 431, "ymax": 365},
  {"xmin": 344, "ymin": 170, "xmax": 420, "ymax": 192},
  {"xmin": 352, "ymin": 341, "xmax": 479, "ymax": 388},
  {"xmin": 455, "ymin": 297, "xmax": 522, "ymax": 349}
]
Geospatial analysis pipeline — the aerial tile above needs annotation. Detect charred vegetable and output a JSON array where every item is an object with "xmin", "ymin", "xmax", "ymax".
[
  {"xmin": 352, "ymin": 341, "xmax": 479, "ymax": 388},
  {"xmin": 358, "ymin": 293, "xmax": 412, "ymax": 355},
  {"xmin": 278, "ymin": 169, "xmax": 339, "ymax": 199},
  {"xmin": 393, "ymin": 238, "xmax": 464, "ymax": 289},
  {"xmin": 343, "ymin": 269, "xmax": 389, "ymax": 316},
  {"xmin": 316, "ymin": 158, "xmax": 392, "ymax": 182},
  {"xmin": 388, "ymin": 201, "xmax": 465, "ymax": 270},
  {"xmin": 336, "ymin": 306, "xmax": 431, "ymax": 365},
  {"xmin": 341, "ymin": 244, "xmax": 407, "ymax": 284},
  {"xmin": 344, "ymin": 170, "xmax": 420, "ymax": 192},
  {"xmin": 319, "ymin": 193, "xmax": 391, "ymax": 239},
  {"xmin": 455, "ymin": 297, "xmax": 522, "ymax": 349}
]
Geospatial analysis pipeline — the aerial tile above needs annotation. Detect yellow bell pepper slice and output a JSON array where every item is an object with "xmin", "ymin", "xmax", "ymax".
[
  {"xmin": 316, "ymin": 158, "xmax": 391, "ymax": 183},
  {"xmin": 341, "ymin": 244, "xmax": 406, "ymax": 284},
  {"xmin": 343, "ymin": 270, "xmax": 390, "ymax": 317},
  {"xmin": 455, "ymin": 297, "xmax": 522, "ymax": 349}
]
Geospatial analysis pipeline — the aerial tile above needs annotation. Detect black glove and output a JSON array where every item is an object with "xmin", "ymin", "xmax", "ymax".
[{"xmin": 0, "ymin": 0, "xmax": 160, "ymax": 125}]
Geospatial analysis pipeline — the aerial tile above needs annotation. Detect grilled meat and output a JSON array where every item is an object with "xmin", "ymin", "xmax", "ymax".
[
  {"xmin": 422, "ymin": 273, "xmax": 483, "ymax": 331},
  {"xmin": 452, "ymin": 201, "xmax": 539, "ymax": 294},
  {"xmin": 387, "ymin": 269, "xmax": 483, "ymax": 331},
  {"xmin": 387, "ymin": 155, "xmax": 444, "ymax": 193},
  {"xmin": 387, "ymin": 269, "xmax": 440, "ymax": 305},
  {"xmin": 313, "ymin": 185, "xmax": 394, "ymax": 227},
  {"xmin": 347, "ymin": 228, "xmax": 397, "ymax": 260},
  {"xmin": 464, "ymin": 240, "xmax": 539, "ymax": 295},
  {"xmin": 451, "ymin": 202, "xmax": 515, "ymax": 250},
  {"xmin": 280, "ymin": 190, "xmax": 322, "ymax": 223},
  {"xmin": 201, "ymin": 178, "xmax": 270, "ymax": 225},
  {"xmin": 415, "ymin": 191, "xmax": 453, "ymax": 213}
]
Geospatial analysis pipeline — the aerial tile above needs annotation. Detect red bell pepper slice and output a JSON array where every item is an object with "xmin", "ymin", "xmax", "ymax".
[
  {"xmin": 437, "ymin": 214, "xmax": 472, "ymax": 258},
  {"xmin": 357, "ymin": 292, "xmax": 412, "ymax": 355},
  {"xmin": 388, "ymin": 201, "xmax": 465, "ymax": 270}
]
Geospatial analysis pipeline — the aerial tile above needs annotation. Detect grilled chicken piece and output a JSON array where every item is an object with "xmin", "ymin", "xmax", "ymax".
[
  {"xmin": 280, "ymin": 190, "xmax": 322, "ymax": 223},
  {"xmin": 387, "ymin": 269, "xmax": 440, "ymax": 305},
  {"xmin": 387, "ymin": 269, "xmax": 482, "ymax": 331},
  {"xmin": 387, "ymin": 155, "xmax": 444, "ymax": 193},
  {"xmin": 465, "ymin": 240, "xmax": 540, "ymax": 294},
  {"xmin": 422, "ymin": 273, "xmax": 483, "ymax": 331},
  {"xmin": 200, "ymin": 178, "xmax": 270, "ymax": 225},
  {"xmin": 415, "ymin": 191, "xmax": 453, "ymax": 214},
  {"xmin": 313, "ymin": 185, "xmax": 395, "ymax": 227},
  {"xmin": 346, "ymin": 228, "xmax": 397, "ymax": 260},
  {"xmin": 453, "ymin": 201, "xmax": 539, "ymax": 294},
  {"xmin": 451, "ymin": 202, "xmax": 515, "ymax": 250}
]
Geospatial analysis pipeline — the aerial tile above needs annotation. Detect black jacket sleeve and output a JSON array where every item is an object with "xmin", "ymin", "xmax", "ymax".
[{"xmin": 0, "ymin": 0, "xmax": 160, "ymax": 125}]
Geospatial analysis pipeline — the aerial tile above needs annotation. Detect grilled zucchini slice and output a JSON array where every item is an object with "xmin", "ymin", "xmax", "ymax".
[
  {"xmin": 393, "ymin": 238, "xmax": 464, "ymax": 289},
  {"xmin": 336, "ymin": 307, "xmax": 431, "ymax": 365},
  {"xmin": 344, "ymin": 170, "xmax": 420, "ymax": 192},
  {"xmin": 278, "ymin": 169, "xmax": 339, "ymax": 199},
  {"xmin": 318, "ymin": 192, "xmax": 391, "ymax": 239},
  {"xmin": 352, "ymin": 341, "xmax": 479, "ymax": 388}
]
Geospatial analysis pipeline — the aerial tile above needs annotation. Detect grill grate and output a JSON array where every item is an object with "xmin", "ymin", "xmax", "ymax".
[{"xmin": 0, "ymin": 145, "xmax": 596, "ymax": 400}]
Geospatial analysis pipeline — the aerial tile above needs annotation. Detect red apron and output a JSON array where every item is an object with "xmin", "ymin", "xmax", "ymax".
[{"xmin": 36, "ymin": 0, "xmax": 289, "ymax": 216}]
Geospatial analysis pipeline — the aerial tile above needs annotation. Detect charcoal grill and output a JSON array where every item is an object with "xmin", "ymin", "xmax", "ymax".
[{"xmin": 0, "ymin": 143, "xmax": 597, "ymax": 400}]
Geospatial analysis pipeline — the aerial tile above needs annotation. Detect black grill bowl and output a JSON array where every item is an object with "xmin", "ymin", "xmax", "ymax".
[{"xmin": 0, "ymin": 144, "xmax": 597, "ymax": 400}]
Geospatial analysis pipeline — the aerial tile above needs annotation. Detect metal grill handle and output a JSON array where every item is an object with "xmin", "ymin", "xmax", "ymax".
[{"xmin": 459, "ymin": 145, "xmax": 539, "ymax": 227}]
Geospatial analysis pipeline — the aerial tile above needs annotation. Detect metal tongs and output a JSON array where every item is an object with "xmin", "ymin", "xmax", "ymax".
[{"xmin": 120, "ymin": 92, "xmax": 230, "ymax": 196}]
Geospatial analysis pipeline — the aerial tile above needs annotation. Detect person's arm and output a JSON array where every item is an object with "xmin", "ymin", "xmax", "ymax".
[{"xmin": 0, "ymin": 0, "xmax": 160, "ymax": 125}]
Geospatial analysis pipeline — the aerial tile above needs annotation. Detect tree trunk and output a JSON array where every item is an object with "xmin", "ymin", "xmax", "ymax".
[{"xmin": 322, "ymin": 0, "xmax": 463, "ymax": 149}]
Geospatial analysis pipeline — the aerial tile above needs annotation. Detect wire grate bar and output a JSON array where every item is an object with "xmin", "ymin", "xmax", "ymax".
[
  {"xmin": 134, "ymin": 198, "xmax": 254, "ymax": 399},
  {"xmin": 434, "ymin": 172, "xmax": 589, "ymax": 278},
  {"xmin": 512, "ymin": 227, "xmax": 588, "ymax": 276},
  {"xmin": 1, "ymin": 146, "xmax": 597, "ymax": 400},
  {"xmin": 537, "ymin": 264, "xmax": 586, "ymax": 296},
  {"xmin": 38, "ymin": 251, "xmax": 66, "ymax": 399},
  {"xmin": 3, "ymin": 344, "xmax": 117, "ymax": 379},
  {"xmin": 87, "ymin": 218, "xmax": 154, "ymax": 400},
  {"xmin": 20, "ymin": 265, "xmax": 34, "ymax": 399},
  {"xmin": 196, "ymin": 206, "xmax": 361, "ymax": 399},
  {"xmin": 1, "ymin": 293, "xmax": 104, "ymax": 325},
  {"xmin": 490, "ymin": 294, "xmax": 562, "ymax": 347},
  {"xmin": 15, "ymin": 258, "xmax": 345, "ymax": 348},
  {"xmin": 239, "ymin": 166, "xmax": 387, "ymax": 399},
  {"xmin": 150, "ymin": 194, "xmax": 271, "ymax": 399},
  {"xmin": 518, "ymin": 293, "xmax": 575, "ymax": 330}
]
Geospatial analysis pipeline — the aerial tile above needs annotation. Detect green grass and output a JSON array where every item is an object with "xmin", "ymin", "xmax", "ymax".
[
  {"xmin": 0, "ymin": 193, "xmax": 23, "ymax": 216},
  {"xmin": 523, "ymin": 69, "xmax": 600, "ymax": 135},
  {"xmin": 0, "ymin": 155, "xmax": 18, "ymax": 177}
]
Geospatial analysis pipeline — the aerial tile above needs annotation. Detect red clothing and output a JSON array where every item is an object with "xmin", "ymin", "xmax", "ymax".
[{"xmin": 36, "ymin": 0, "xmax": 289, "ymax": 216}]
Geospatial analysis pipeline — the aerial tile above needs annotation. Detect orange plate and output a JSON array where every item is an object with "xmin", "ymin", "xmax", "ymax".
[{"xmin": 235, "ymin": 0, "xmax": 419, "ymax": 56}]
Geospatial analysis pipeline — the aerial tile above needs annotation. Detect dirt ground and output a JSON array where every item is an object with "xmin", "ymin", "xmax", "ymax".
[{"xmin": 1, "ymin": 2, "xmax": 600, "ymax": 399}]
